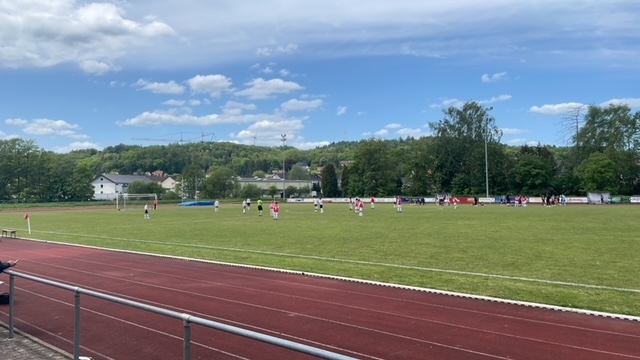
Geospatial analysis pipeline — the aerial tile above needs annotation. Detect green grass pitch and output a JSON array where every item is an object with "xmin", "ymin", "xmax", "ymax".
[{"xmin": 2, "ymin": 202, "xmax": 639, "ymax": 316}]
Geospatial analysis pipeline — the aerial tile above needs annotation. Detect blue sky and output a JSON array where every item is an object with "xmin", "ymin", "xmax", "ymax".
[{"xmin": 1, "ymin": 0, "xmax": 640, "ymax": 153}]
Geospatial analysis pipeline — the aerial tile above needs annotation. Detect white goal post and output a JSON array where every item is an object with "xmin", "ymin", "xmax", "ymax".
[{"xmin": 116, "ymin": 193, "xmax": 158, "ymax": 211}]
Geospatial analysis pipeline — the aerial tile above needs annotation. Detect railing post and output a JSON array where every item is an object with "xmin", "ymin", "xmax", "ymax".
[
  {"xmin": 183, "ymin": 315, "xmax": 191, "ymax": 360},
  {"xmin": 9, "ymin": 274, "xmax": 15, "ymax": 339},
  {"xmin": 74, "ymin": 288, "xmax": 82, "ymax": 360}
]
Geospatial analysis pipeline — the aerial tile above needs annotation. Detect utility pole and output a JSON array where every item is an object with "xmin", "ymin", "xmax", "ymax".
[{"xmin": 281, "ymin": 134, "xmax": 287, "ymax": 200}]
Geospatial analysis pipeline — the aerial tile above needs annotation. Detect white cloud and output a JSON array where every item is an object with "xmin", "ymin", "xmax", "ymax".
[
  {"xmin": 600, "ymin": 98, "xmax": 640, "ymax": 108},
  {"xmin": 279, "ymin": 69, "xmax": 290, "ymax": 76},
  {"xmin": 385, "ymin": 123, "xmax": 402, "ymax": 129},
  {"xmin": 375, "ymin": 129, "xmax": 390, "ymax": 137},
  {"xmin": 135, "ymin": 79, "xmax": 185, "ymax": 94},
  {"xmin": 280, "ymin": 99, "xmax": 323, "ymax": 112},
  {"xmin": 481, "ymin": 72, "xmax": 507, "ymax": 83},
  {"xmin": 5, "ymin": 118, "xmax": 28, "ymax": 126},
  {"xmin": 119, "ymin": 103, "xmax": 290, "ymax": 127},
  {"xmin": 336, "ymin": 106, "xmax": 348, "ymax": 116},
  {"xmin": 4, "ymin": 2, "xmax": 640, "ymax": 71},
  {"xmin": 479, "ymin": 94, "xmax": 512, "ymax": 104},
  {"xmin": 530, "ymin": 97, "xmax": 640, "ymax": 116},
  {"xmin": 256, "ymin": 43, "xmax": 299, "ymax": 56},
  {"xmin": 53, "ymin": 141, "xmax": 102, "ymax": 153},
  {"xmin": 396, "ymin": 128, "xmax": 423, "ymax": 138},
  {"xmin": 430, "ymin": 95, "xmax": 511, "ymax": 109},
  {"xmin": 0, "ymin": 0, "xmax": 175, "ymax": 72},
  {"xmin": 235, "ymin": 78, "xmax": 304, "ymax": 99},
  {"xmin": 506, "ymin": 138, "xmax": 539, "ymax": 146},
  {"xmin": 0, "ymin": 129, "xmax": 19, "ymax": 140},
  {"xmin": 529, "ymin": 102, "xmax": 587, "ymax": 115},
  {"xmin": 231, "ymin": 118, "xmax": 313, "ymax": 147},
  {"xmin": 79, "ymin": 60, "xmax": 118, "ymax": 75},
  {"xmin": 162, "ymin": 99, "xmax": 185, "ymax": 106},
  {"xmin": 186, "ymin": 75, "xmax": 233, "ymax": 97},
  {"xmin": 5, "ymin": 118, "xmax": 89, "ymax": 139},
  {"xmin": 188, "ymin": 99, "xmax": 202, "ymax": 106},
  {"xmin": 430, "ymin": 98, "xmax": 464, "ymax": 109},
  {"xmin": 221, "ymin": 101, "xmax": 257, "ymax": 115}
]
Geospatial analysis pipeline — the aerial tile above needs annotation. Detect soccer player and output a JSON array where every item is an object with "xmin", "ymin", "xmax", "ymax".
[
  {"xmin": 273, "ymin": 202, "xmax": 280, "ymax": 220},
  {"xmin": 270, "ymin": 201, "xmax": 275, "ymax": 216},
  {"xmin": 257, "ymin": 199, "xmax": 264, "ymax": 216},
  {"xmin": 314, "ymin": 197, "xmax": 319, "ymax": 213},
  {"xmin": 319, "ymin": 197, "xmax": 324, "ymax": 213},
  {"xmin": 242, "ymin": 199, "xmax": 247, "ymax": 214},
  {"xmin": 396, "ymin": 197, "xmax": 403, "ymax": 213},
  {"xmin": 451, "ymin": 195, "xmax": 459, "ymax": 209},
  {"xmin": 348, "ymin": 197, "xmax": 353, "ymax": 211},
  {"xmin": 214, "ymin": 200, "xmax": 220, "ymax": 212},
  {"xmin": 358, "ymin": 198, "xmax": 364, "ymax": 216},
  {"xmin": 246, "ymin": 198, "xmax": 251, "ymax": 211},
  {"xmin": 153, "ymin": 198, "xmax": 158, "ymax": 210},
  {"xmin": 144, "ymin": 203, "xmax": 150, "ymax": 219},
  {"xmin": 370, "ymin": 196, "xmax": 375, "ymax": 209}
]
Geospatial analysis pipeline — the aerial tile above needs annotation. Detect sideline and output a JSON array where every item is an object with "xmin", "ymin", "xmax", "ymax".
[
  {"xmin": 27, "ymin": 230, "xmax": 640, "ymax": 294},
  {"xmin": 11, "ymin": 235, "xmax": 640, "ymax": 322}
]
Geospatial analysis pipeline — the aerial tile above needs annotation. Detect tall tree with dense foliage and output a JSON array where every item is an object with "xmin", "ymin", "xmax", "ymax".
[
  {"xmin": 428, "ymin": 101, "xmax": 503, "ymax": 195},
  {"xmin": 320, "ymin": 163, "xmax": 339, "ymax": 197},
  {"xmin": 288, "ymin": 164, "xmax": 310, "ymax": 180},
  {"xmin": 349, "ymin": 139, "xmax": 396, "ymax": 196},
  {"xmin": 201, "ymin": 167, "xmax": 237, "ymax": 199},
  {"xmin": 509, "ymin": 144, "xmax": 557, "ymax": 195},
  {"xmin": 573, "ymin": 104, "xmax": 640, "ymax": 194},
  {"xmin": 339, "ymin": 165, "xmax": 351, "ymax": 197},
  {"xmin": 576, "ymin": 153, "xmax": 618, "ymax": 193}
]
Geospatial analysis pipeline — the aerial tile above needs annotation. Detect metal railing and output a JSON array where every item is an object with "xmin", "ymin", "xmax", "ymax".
[{"xmin": 4, "ymin": 271, "xmax": 357, "ymax": 360}]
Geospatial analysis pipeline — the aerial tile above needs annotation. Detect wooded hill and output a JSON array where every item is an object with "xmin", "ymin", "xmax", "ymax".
[{"xmin": 1, "ymin": 102, "xmax": 639, "ymax": 202}]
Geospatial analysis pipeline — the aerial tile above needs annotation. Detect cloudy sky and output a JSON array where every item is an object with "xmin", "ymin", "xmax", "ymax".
[{"xmin": 1, "ymin": 0, "xmax": 639, "ymax": 152}]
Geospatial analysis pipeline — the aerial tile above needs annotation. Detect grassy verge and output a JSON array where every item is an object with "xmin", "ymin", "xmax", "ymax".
[{"xmin": 2, "ymin": 202, "xmax": 638, "ymax": 316}]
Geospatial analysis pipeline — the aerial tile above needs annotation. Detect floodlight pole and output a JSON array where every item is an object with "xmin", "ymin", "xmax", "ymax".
[
  {"xmin": 281, "ymin": 134, "xmax": 287, "ymax": 200},
  {"xmin": 484, "ymin": 108, "xmax": 492, "ymax": 199}
]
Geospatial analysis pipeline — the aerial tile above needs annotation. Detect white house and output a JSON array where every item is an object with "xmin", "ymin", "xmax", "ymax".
[
  {"xmin": 91, "ymin": 174, "xmax": 154, "ymax": 200},
  {"xmin": 148, "ymin": 175, "xmax": 177, "ymax": 193}
]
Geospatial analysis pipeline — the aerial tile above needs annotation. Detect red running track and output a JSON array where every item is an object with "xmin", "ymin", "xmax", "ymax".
[{"xmin": 1, "ymin": 238, "xmax": 639, "ymax": 360}]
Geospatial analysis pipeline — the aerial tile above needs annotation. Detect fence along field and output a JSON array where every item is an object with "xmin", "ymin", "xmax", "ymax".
[{"xmin": 1, "ymin": 202, "xmax": 639, "ymax": 317}]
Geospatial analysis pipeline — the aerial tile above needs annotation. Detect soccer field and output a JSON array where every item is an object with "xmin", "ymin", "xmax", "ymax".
[{"xmin": 2, "ymin": 202, "xmax": 639, "ymax": 316}]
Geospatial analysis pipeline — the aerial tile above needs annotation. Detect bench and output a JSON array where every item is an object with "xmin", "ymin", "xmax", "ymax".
[{"xmin": 1, "ymin": 229, "xmax": 17, "ymax": 238}]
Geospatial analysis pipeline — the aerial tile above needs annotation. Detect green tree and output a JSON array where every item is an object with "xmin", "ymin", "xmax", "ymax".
[
  {"xmin": 349, "ymin": 139, "xmax": 396, "ymax": 196},
  {"xmin": 181, "ymin": 164, "xmax": 206, "ymax": 199},
  {"xmin": 201, "ymin": 167, "xmax": 237, "ymax": 199},
  {"xmin": 404, "ymin": 137, "xmax": 436, "ymax": 196},
  {"xmin": 298, "ymin": 185, "xmax": 311, "ymax": 196},
  {"xmin": 428, "ymin": 101, "xmax": 502, "ymax": 195},
  {"xmin": 267, "ymin": 185, "xmax": 279, "ymax": 198},
  {"xmin": 576, "ymin": 153, "xmax": 617, "ymax": 193},
  {"xmin": 127, "ymin": 181, "xmax": 165, "ymax": 196},
  {"xmin": 320, "ymin": 163, "xmax": 339, "ymax": 197},
  {"xmin": 510, "ymin": 153, "xmax": 554, "ymax": 195},
  {"xmin": 288, "ymin": 164, "xmax": 310, "ymax": 180},
  {"xmin": 67, "ymin": 163, "xmax": 96, "ymax": 201},
  {"xmin": 240, "ymin": 184, "xmax": 262, "ymax": 199},
  {"xmin": 252, "ymin": 170, "xmax": 266, "ymax": 178},
  {"xmin": 572, "ymin": 104, "xmax": 640, "ymax": 195},
  {"xmin": 339, "ymin": 165, "xmax": 351, "ymax": 197},
  {"xmin": 286, "ymin": 185, "xmax": 299, "ymax": 198}
]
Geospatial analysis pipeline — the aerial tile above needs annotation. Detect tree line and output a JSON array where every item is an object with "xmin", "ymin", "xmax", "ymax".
[{"xmin": 1, "ymin": 102, "xmax": 638, "ymax": 203}]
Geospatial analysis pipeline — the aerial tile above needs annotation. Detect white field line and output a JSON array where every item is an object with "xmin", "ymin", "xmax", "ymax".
[
  {"xmin": 27, "ymin": 229, "xmax": 640, "ymax": 295},
  {"xmin": 17, "ymin": 233, "xmax": 640, "ymax": 322}
]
